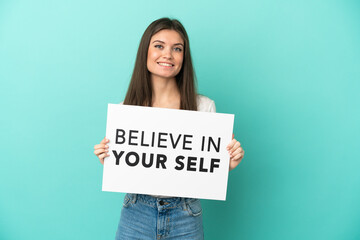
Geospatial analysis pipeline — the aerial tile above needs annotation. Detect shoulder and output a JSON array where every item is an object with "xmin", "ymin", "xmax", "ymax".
[{"xmin": 197, "ymin": 95, "xmax": 216, "ymax": 112}]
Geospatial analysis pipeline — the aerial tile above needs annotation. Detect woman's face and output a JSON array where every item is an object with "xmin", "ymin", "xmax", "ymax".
[{"xmin": 147, "ymin": 29, "xmax": 184, "ymax": 81}]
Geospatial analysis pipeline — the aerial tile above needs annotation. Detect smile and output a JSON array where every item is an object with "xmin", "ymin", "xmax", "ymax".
[{"xmin": 157, "ymin": 62, "xmax": 174, "ymax": 67}]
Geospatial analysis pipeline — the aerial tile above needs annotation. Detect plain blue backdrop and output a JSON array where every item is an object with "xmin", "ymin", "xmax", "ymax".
[{"xmin": 1, "ymin": 0, "xmax": 359, "ymax": 239}]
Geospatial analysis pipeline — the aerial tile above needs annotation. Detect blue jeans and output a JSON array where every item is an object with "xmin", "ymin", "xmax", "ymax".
[{"xmin": 115, "ymin": 194, "xmax": 204, "ymax": 240}]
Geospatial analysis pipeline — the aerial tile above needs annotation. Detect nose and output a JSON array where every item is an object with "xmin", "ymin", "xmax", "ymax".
[{"xmin": 162, "ymin": 47, "xmax": 173, "ymax": 59}]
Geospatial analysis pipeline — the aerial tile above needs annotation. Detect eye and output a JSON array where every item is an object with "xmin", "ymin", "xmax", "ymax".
[
  {"xmin": 154, "ymin": 44, "xmax": 163, "ymax": 49},
  {"xmin": 174, "ymin": 47, "xmax": 182, "ymax": 52}
]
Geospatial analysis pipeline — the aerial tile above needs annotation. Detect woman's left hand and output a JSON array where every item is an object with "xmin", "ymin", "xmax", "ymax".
[{"xmin": 227, "ymin": 134, "xmax": 245, "ymax": 171}]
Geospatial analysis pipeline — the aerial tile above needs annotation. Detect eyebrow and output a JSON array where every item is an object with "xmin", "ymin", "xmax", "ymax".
[{"xmin": 152, "ymin": 40, "xmax": 184, "ymax": 47}]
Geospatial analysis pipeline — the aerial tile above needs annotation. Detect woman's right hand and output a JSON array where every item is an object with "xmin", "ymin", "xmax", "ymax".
[{"xmin": 94, "ymin": 137, "xmax": 110, "ymax": 164}]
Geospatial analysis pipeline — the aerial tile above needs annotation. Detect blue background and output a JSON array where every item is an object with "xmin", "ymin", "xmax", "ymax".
[{"xmin": 1, "ymin": 0, "xmax": 359, "ymax": 239}]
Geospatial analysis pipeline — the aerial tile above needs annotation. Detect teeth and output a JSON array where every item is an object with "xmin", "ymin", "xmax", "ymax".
[{"xmin": 158, "ymin": 62, "xmax": 173, "ymax": 67}]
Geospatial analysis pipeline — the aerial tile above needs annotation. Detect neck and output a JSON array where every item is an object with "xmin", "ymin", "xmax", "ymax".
[{"xmin": 151, "ymin": 75, "xmax": 180, "ymax": 109}]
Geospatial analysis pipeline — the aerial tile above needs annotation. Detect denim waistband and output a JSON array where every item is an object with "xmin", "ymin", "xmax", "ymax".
[{"xmin": 126, "ymin": 193, "xmax": 198, "ymax": 211}]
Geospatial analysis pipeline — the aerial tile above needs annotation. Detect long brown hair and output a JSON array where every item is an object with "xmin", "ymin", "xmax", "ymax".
[{"xmin": 123, "ymin": 17, "xmax": 198, "ymax": 110}]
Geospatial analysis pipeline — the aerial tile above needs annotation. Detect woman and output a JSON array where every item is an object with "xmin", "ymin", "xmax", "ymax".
[{"xmin": 94, "ymin": 17, "xmax": 244, "ymax": 240}]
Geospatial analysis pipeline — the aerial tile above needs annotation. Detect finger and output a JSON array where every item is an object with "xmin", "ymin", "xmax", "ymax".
[
  {"xmin": 94, "ymin": 143, "xmax": 109, "ymax": 150},
  {"xmin": 227, "ymin": 139, "xmax": 237, "ymax": 150},
  {"xmin": 233, "ymin": 152, "xmax": 244, "ymax": 161},
  {"xmin": 230, "ymin": 153, "xmax": 242, "ymax": 162},
  {"xmin": 94, "ymin": 144, "xmax": 104, "ymax": 150},
  {"xmin": 230, "ymin": 147, "xmax": 241, "ymax": 158},
  {"xmin": 94, "ymin": 148, "xmax": 108, "ymax": 156},
  {"xmin": 230, "ymin": 141, "xmax": 241, "ymax": 153},
  {"xmin": 232, "ymin": 133, "xmax": 235, "ymax": 139},
  {"xmin": 233, "ymin": 145, "xmax": 243, "ymax": 156},
  {"xmin": 94, "ymin": 138, "xmax": 109, "ymax": 149}
]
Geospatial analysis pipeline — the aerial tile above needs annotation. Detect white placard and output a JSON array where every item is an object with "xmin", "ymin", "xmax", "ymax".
[{"xmin": 102, "ymin": 104, "xmax": 234, "ymax": 200}]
